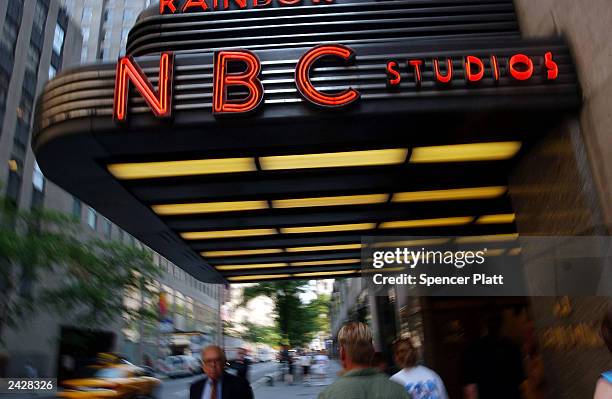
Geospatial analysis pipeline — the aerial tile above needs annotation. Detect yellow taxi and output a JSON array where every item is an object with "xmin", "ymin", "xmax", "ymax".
[{"xmin": 58, "ymin": 362, "xmax": 161, "ymax": 398}]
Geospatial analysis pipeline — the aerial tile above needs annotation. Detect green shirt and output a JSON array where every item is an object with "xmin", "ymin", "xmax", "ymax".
[{"xmin": 318, "ymin": 368, "xmax": 411, "ymax": 399}]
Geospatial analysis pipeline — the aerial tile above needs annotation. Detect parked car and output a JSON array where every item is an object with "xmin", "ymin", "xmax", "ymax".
[
  {"xmin": 179, "ymin": 355, "xmax": 202, "ymax": 374},
  {"xmin": 58, "ymin": 363, "xmax": 160, "ymax": 398},
  {"xmin": 164, "ymin": 356, "xmax": 192, "ymax": 378}
]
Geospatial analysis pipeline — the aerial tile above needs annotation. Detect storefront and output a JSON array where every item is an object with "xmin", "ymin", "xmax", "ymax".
[{"xmin": 33, "ymin": 0, "xmax": 608, "ymax": 397}]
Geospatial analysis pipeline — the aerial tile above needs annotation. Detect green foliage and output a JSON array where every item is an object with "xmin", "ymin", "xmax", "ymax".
[
  {"xmin": 239, "ymin": 321, "xmax": 282, "ymax": 347},
  {"xmin": 241, "ymin": 282, "xmax": 330, "ymax": 347},
  {"xmin": 0, "ymin": 197, "xmax": 161, "ymax": 347}
]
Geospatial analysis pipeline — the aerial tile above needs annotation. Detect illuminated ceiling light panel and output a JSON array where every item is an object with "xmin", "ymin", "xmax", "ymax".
[
  {"xmin": 273, "ymin": 193, "xmax": 389, "ymax": 209},
  {"xmin": 507, "ymin": 247, "xmax": 522, "ymax": 256},
  {"xmin": 455, "ymin": 233, "xmax": 519, "ymax": 244},
  {"xmin": 476, "ymin": 213, "xmax": 516, "ymax": 224},
  {"xmin": 281, "ymin": 223, "xmax": 376, "ymax": 234},
  {"xmin": 292, "ymin": 270, "xmax": 358, "ymax": 278},
  {"xmin": 259, "ymin": 148, "xmax": 408, "ymax": 170},
  {"xmin": 286, "ymin": 243, "xmax": 363, "ymax": 252},
  {"xmin": 409, "ymin": 141, "xmax": 522, "ymax": 163},
  {"xmin": 227, "ymin": 274, "xmax": 291, "ymax": 281},
  {"xmin": 484, "ymin": 248, "xmax": 506, "ymax": 256},
  {"xmin": 181, "ymin": 228, "xmax": 277, "ymax": 240},
  {"xmin": 393, "ymin": 186, "xmax": 507, "ymax": 202},
  {"xmin": 201, "ymin": 248, "xmax": 283, "ymax": 257},
  {"xmin": 380, "ymin": 216, "xmax": 474, "ymax": 229},
  {"xmin": 290, "ymin": 259, "xmax": 361, "ymax": 267},
  {"xmin": 215, "ymin": 263, "xmax": 288, "ymax": 271},
  {"xmin": 153, "ymin": 200, "xmax": 269, "ymax": 215},
  {"xmin": 107, "ymin": 157, "xmax": 256, "ymax": 180}
]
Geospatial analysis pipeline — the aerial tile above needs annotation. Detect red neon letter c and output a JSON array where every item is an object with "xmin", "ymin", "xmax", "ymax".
[{"xmin": 295, "ymin": 44, "xmax": 360, "ymax": 108}]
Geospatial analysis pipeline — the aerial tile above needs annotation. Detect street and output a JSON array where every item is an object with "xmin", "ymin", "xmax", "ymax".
[
  {"xmin": 159, "ymin": 361, "xmax": 339, "ymax": 399},
  {"xmin": 160, "ymin": 361, "xmax": 281, "ymax": 398}
]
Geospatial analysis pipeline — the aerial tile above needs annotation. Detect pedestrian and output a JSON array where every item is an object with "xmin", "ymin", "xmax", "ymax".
[
  {"xmin": 462, "ymin": 311, "xmax": 526, "ymax": 399},
  {"xmin": 594, "ymin": 307, "xmax": 612, "ymax": 399},
  {"xmin": 190, "ymin": 345, "xmax": 253, "ymax": 399},
  {"xmin": 314, "ymin": 350, "xmax": 329, "ymax": 380},
  {"xmin": 318, "ymin": 321, "xmax": 411, "ymax": 399},
  {"xmin": 231, "ymin": 348, "xmax": 250, "ymax": 381},
  {"xmin": 299, "ymin": 351, "xmax": 312, "ymax": 384},
  {"xmin": 390, "ymin": 337, "xmax": 448, "ymax": 399}
]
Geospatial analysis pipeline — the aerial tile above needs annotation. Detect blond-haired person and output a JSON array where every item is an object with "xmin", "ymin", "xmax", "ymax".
[
  {"xmin": 390, "ymin": 338, "xmax": 448, "ymax": 399},
  {"xmin": 318, "ymin": 322, "xmax": 411, "ymax": 399}
]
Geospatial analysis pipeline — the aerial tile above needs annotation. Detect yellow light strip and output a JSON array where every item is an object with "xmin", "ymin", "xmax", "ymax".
[
  {"xmin": 286, "ymin": 243, "xmax": 363, "ymax": 252},
  {"xmin": 455, "ymin": 233, "xmax": 519, "ymax": 243},
  {"xmin": 201, "ymin": 248, "xmax": 283, "ymax": 257},
  {"xmin": 281, "ymin": 223, "xmax": 376, "ymax": 234},
  {"xmin": 107, "ymin": 157, "xmax": 256, "ymax": 180},
  {"xmin": 393, "ymin": 186, "xmax": 507, "ymax": 202},
  {"xmin": 273, "ymin": 193, "xmax": 389, "ymax": 209},
  {"xmin": 380, "ymin": 216, "xmax": 474, "ymax": 229},
  {"xmin": 507, "ymin": 247, "xmax": 522, "ymax": 256},
  {"xmin": 476, "ymin": 213, "xmax": 516, "ymax": 224},
  {"xmin": 410, "ymin": 142, "xmax": 522, "ymax": 163},
  {"xmin": 152, "ymin": 200, "xmax": 268, "ymax": 215},
  {"xmin": 292, "ymin": 270, "xmax": 358, "ymax": 278},
  {"xmin": 227, "ymin": 274, "xmax": 291, "ymax": 281},
  {"xmin": 290, "ymin": 259, "xmax": 361, "ymax": 267},
  {"xmin": 484, "ymin": 248, "xmax": 506, "ymax": 256},
  {"xmin": 216, "ymin": 263, "xmax": 288, "ymax": 271},
  {"xmin": 181, "ymin": 228, "xmax": 277, "ymax": 240},
  {"xmin": 260, "ymin": 148, "xmax": 408, "ymax": 170}
]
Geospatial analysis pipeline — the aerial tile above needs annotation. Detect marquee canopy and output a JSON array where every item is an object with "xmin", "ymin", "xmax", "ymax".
[{"xmin": 33, "ymin": 0, "xmax": 580, "ymax": 283}]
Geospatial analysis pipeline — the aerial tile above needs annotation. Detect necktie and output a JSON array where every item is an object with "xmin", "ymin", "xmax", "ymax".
[{"xmin": 210, "ymin": 379, "xmax": 217, "ymax": 399}]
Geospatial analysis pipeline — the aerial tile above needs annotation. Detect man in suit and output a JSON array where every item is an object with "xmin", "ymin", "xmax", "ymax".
[{"xmin": 190, "ymin": 345, "xmax": 254, "ymax": 399}]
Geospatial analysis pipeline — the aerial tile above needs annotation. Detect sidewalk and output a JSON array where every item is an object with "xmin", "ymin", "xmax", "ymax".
[{"xmin": 253, "ymin": 361, "xmax": 341, "ymax": 399}]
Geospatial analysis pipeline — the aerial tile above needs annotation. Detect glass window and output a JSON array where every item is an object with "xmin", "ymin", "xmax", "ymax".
[
  {"xmin": 123, "ymin": 8, "xmax": 136, "ymax": 23},
  {"xmin": 48, "ymin": 65, "xmax": 56, "ymax": 80},
  {"xmin": 103, "ymin": 9, "xmax": 112, "ymax": 24},
  {"xmin": 80, "ymin": 47, "xmax": 88, "ymax": 62},
  {"xmin": 86, "ymin": 206, "xmax": 96, "ymax": 229},
  {"xmin": 53, "ymin": 24, "xmax": 65, "ymax": 54},
  {"xmin": 81, "ymin": 27, "xmax": 90, "ymax": 43},
  {"xmin": 81, "ymin": 7, "xmax": 93, "ymax": 23},
  {"xmin": 72, "ymin": 197, "xmax": 82, "ymax": 219},
  {"xmin": 103, "ymin": 218, "xmax": 112, "ymax": 238},
  {"xmin": 32, "ymin": 161, "xmax": 44, "ymax": 192}
]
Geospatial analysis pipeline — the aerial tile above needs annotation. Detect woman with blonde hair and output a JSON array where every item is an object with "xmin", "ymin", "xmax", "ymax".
[{"xmin": 390, "ymin": 337, "xmax": 448, "ymax": 399}]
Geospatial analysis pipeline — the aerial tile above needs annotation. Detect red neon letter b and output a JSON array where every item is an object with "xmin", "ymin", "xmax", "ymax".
[{"xmin": 213, "ymin": 50, "xmax": 264, "ymax": 115}]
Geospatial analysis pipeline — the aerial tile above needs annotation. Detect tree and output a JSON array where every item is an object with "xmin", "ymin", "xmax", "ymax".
[
  {"xmin": 239, "ymin": 321, "xmax": 281, "ymax": 348},
  {"xmin": 306, "ymin": 293, "xmax": 331, "ymax": 336},
  {"xmin": 241, "ymin": 281, "xmax": 322, "ymax": 347},
  {"xmin": 0, "ymin": 196, "xmax": 161, "ymax": 348}
]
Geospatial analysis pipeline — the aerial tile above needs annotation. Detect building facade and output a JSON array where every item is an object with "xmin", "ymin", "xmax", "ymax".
[
  {"xmin": 61, "ymin": 0, "xmax": 152, "ymax": 63},
  {"xmin": 28, "ymin": 1, "xmax": 612, "ymax": 398},
  {"xmin": 0, "ymin": 0, "xmax": 222, "ymax": 379}
]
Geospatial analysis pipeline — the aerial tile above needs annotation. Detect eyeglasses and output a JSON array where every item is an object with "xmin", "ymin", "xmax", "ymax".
[{"xmin": 203, "ymin": 358, "xmax": 225, "ymax": 366}]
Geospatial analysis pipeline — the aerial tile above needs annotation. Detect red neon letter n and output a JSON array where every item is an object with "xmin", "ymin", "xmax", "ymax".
[{"xmin": 113, "ymin": 52, "xmax": 174, "ymax": 122}]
